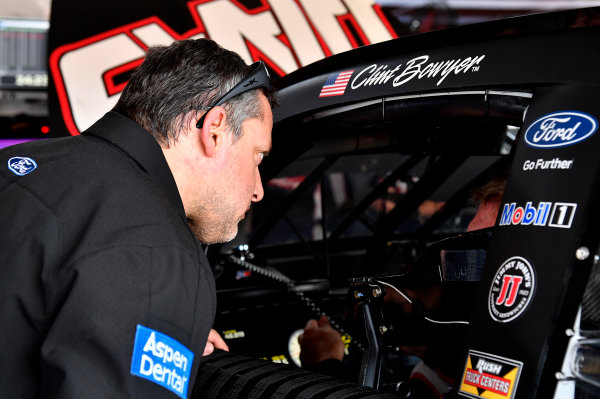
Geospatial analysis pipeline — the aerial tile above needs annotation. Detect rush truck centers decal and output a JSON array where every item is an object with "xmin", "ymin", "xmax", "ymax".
[
  {"xmin": 459, "ymin": 350, "xmax": 523, "ymax": 399},
  {"xmin": 489, "ymin": 257, "xmax": 535, "ymax": 323},
  {"xmin": 524, "ymin": 111, "xmax": 598, "ymax": 148},
  {"xmin": 130, "ymin": 325, "xmax": 194, "ymax": 398}
]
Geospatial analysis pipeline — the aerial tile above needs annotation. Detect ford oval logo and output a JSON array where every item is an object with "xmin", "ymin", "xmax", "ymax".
[
  {"xmin": 8, "ymin": 156, "xmax": 37, "ymax": 176},
  {"xmin": 524, "ymin": 111, "xmax": 597, "ymax": 148}
]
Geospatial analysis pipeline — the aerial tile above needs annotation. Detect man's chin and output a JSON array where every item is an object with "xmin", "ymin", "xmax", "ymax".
[{"xmin": 198, "ymin": 227, "xmax": 239, "ymax": 245}]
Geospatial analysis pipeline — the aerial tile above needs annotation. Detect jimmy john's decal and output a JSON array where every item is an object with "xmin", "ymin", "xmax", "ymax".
[
  {"xmin": 489, "ymin": 257, "xmax": 535, "ymax": 323},
  {"xmin": 459, "ymin": 350, "xmax": 522, "ymax": 399},
  {"xmin": 524, "ymin": 111, "xmax": 598, "ymax": 148},
  {"xmin": 350, "ymin": 54, "xmax": 485, "ymax": 90}
]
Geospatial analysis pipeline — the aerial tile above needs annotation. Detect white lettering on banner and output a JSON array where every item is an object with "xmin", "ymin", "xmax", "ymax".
[
  {"xmin": 51, "ymin": 0, "xmax": 395, "ymax": 135},
  {"xmin": 301, "ymin": 0, "xmax": 352, "ymax": 54},
  {"xmin": 195, "ymin": 0, "xmax": 297, "ymax": 74},
  {"xmin": 345, "ymin": 0, "xmax": 396, "ymax": 44},
  {"xmin": 269, "ymin": 0, "xmax": 325, "ymax": 66},
  {"xmin": 350, "ymin": 55, "xmax": 485, "ymax": 90},
  {"xmin": 57, "ymin": 34, "xmax": 146, "ymax": 135}
]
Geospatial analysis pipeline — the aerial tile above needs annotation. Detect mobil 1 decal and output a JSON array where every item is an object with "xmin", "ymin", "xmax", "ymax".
[
  {"xmin": 488, "ymin": 256, "xmax": 535, "ymax": 323},
  {"xmin": 459, "ymin": 350, "xmax": 523, "ymax": 399},
  {"xmin": 499, "ymin": 201, "xmax": 577, "ymax": 229}
]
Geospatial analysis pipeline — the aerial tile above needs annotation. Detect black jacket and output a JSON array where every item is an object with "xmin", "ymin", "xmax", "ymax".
[{"xmin": 0, "ymin": 111, "xmax": 216, "ymax": 398}]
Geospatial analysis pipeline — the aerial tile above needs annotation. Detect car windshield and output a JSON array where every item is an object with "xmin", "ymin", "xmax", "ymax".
[{"xmin": 243, "ymin": 153, "xmax": 504, "ymax": 248}]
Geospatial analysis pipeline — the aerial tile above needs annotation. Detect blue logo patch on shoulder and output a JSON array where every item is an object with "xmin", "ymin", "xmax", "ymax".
[
  {"xmin": 131, "ymin": 325, "xmax": 194, "ymax": 398},
  {"xmin": 8, "ymin": 157, "xmax": 37, "ymax": 176}
]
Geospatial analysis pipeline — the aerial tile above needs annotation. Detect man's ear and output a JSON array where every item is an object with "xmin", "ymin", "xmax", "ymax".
[{"xmin": 197, "ymin": 106, "xmax": 228, "ymax": 158}]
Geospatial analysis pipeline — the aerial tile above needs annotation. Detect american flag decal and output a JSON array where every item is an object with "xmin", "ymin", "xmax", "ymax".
[{"xmin": 319, "ymin": 70, "xmax": 354, "ymax": 97}]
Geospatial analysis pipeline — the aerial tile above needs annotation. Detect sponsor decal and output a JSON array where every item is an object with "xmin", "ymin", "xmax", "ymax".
[
  {"xmin": 522, "ymin": 157, "xmax": 573, "ymax": 171},
  {"xmin": 499, "ymin": 201, "xmax": 577, "ymax": 229},
  {"xmin": 223, "ymin": 329, "xmax": 245, "ymax": 339},
  {"xmin": 319, "ymin": 70, "xmax": 354, "ymax": 97},
  {"xmin": 489, "ymin": 257, "xmax": 535, "ymax": 323},
  {"xmin": 50, "ymin": 0, "xmax": 397, "ymax": 135},
  {"xmin": 235, "ymin": 270, "xmax": 251, "ymax": 280},
  {"xmin": 130, "ymin": 325, "xmax": 193, "ymax": 399},
  {"xmin": 8, "ymin": 157, "xmax": 37, "ymax": 176},
  {"xmin": 524, "ymin": 111, "xmax": 598, "ymax": 148},
  {"xmin": 270, "ymin": 354, "xmax": 289, "ymax": 364},
  {"xmin": 459, "ymin": 350, "xmax": 522, "ymax": 399},
  {"xmin": 259, "ymin": 354, "xmax": 290, "ymax": 364},
  {"xmin": 350, "ymin": 54, "xmax": 485, "ymax": 90}
]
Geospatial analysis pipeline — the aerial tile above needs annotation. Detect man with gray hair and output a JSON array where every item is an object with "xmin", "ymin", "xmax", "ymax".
[{"xmin": 0, "ymin": 38, "xmax": 276, "ymax": 398}]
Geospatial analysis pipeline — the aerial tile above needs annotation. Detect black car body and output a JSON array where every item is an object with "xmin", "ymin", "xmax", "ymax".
[{"xmin": 198, "ymin": 7, "xmax": 600, "ymax": 399}]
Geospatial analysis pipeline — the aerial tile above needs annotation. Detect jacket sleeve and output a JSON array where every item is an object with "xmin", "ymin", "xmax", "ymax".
[{"xmin": 39, "ymin": 245, "xmax": 215, "ymax": 399}]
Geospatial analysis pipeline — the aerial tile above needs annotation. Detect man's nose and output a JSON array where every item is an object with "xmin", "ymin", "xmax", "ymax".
[{"xmin": 252, "ymin": 169, "xmax": 264, "ymax": 202}]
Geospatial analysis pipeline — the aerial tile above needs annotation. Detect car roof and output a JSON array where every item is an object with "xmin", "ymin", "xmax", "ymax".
[{"xmin": 264, "ymin": 7, "xmax": 600, "ymax": 180}]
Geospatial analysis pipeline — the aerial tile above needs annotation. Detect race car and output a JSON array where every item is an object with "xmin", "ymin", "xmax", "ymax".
[{"xmin": 195, "ymin": 7, "xmax": 600, "ymax": 399}]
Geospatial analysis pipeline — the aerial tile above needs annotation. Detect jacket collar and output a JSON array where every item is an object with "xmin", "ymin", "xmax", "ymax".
[{"xmin": 83, "ymin": 111, "xmax": 186, "ymax": 221}]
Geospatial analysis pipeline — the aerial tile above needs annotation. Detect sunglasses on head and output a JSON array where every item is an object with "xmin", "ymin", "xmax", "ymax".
[{"xmin": 196, "ymin": 61, "xmax": 272, "ymax": 129}]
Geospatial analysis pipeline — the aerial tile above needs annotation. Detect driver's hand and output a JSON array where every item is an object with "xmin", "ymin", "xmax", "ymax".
[
  {"xmin": 203, "ymin": 329, "xmax": 229, "ymax": 356},
  {"xmin": 298, "ymin": 315, "xmax": 344, "ymax": 366}
]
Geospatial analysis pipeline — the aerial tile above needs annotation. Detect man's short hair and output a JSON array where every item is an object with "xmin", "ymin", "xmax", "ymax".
[
  {"xmin": 113, "ymin": 38, "xmax": 277, "ymax": 146},
  {"xmin": 470, "ymin": 176, "xmax": 507, "ymax": 206}
]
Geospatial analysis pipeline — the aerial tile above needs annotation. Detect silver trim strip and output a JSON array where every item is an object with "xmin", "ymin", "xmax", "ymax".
[
  {"xmin": 312, "ymin": 99, "xmax": 382, "ymax": 118},
  {"xmin": 311, "ymin": 90, "xmax": 532, "ymax": 119}
]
